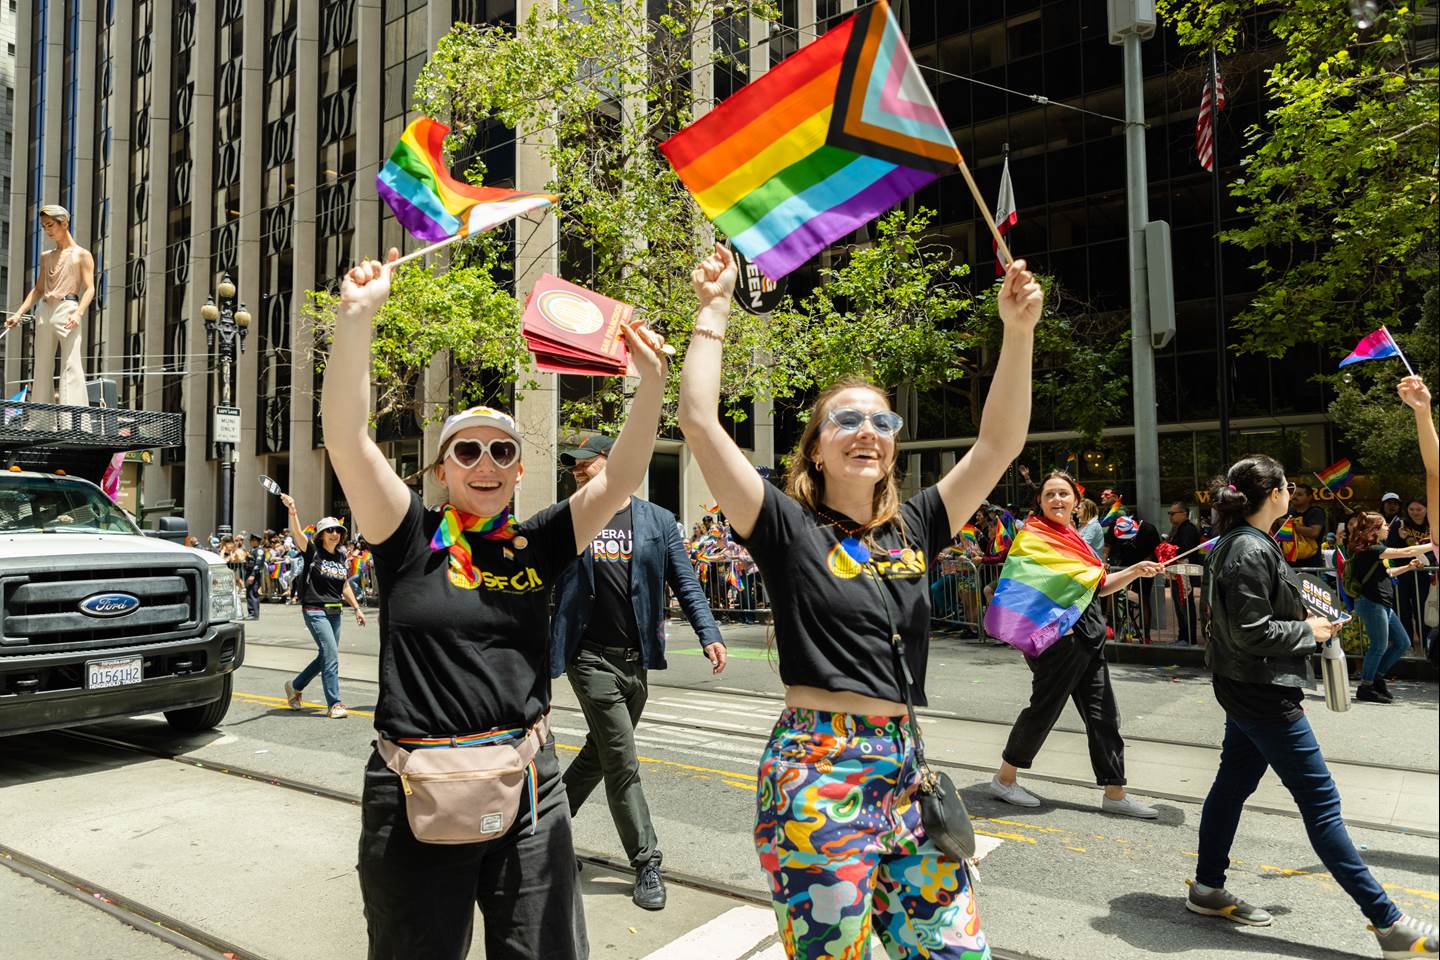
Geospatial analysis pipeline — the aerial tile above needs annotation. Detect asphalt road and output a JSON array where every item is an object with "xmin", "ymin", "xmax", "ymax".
[{"xmin": 1, "ymin": 605, "xmax": 1436, "ymax": 960}]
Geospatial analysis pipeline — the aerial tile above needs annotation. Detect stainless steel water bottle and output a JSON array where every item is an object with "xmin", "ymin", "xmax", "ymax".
[{"xmin": 1321, "ymin": 636, "xmax": 1351, "ymax": 713}]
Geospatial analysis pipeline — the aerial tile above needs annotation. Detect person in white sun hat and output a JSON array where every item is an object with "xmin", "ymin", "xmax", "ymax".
[{"xmin": 278, "ymin": 496, "xmax": 366, "ymax": 718}]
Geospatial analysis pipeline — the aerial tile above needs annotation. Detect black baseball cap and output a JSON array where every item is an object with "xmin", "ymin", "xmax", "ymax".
[{"xmin": 561, "ymin": 434, "xmax": 615, "ymax": 466}]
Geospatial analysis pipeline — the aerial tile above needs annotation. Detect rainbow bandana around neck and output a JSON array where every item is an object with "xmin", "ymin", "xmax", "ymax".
[{"xmin": 430, "ymin": 504, "xmax": 520, "ymax": 589}]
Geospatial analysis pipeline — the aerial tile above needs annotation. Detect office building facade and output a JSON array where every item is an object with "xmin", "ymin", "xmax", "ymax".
[{"xmin": 7, "ymin": 0, "xmax": 1337, "ymax": 536}]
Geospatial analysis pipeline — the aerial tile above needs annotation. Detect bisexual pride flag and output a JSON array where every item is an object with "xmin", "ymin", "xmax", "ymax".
[
  {"xmin": 377, "ymin": 116, "xmax": 556, "ymax": 242},
  {"xmin": 661, "ymin": 0, "xmax": 960, "ymax": 280},
  {"xmin": 984, "ymin": 518, "xmax": 1107, "ymax": 657},
  {"xmin": 1338, "ymin": 327, "xmax": 1402, "ymax": 368}
]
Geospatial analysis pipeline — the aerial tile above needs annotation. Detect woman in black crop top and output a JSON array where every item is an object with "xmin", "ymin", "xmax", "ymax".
[
  {"xmin": 678, "ymin": 244, "xmax": 1043, "ymax": 960},
  {"xmin": 321, "ymin": 251, "xmax": 670, "ymax": 960}
]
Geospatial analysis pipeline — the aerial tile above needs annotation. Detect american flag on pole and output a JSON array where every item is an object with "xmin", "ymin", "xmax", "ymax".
[
  {"xmin": 1195, "ymin": 50, "xmax": 1226, "ymax": 172},
  {"xmin": 994, "ymin": 154, "xmax": 1017, "ymax": 276}
]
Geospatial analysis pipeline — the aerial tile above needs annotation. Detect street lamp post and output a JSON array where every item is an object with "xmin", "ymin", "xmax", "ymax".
[{"xmin": 201, "ymin": 277, "xmax": 251, "ymax": 538}]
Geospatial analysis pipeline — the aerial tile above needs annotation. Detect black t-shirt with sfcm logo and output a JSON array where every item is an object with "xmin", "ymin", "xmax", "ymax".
[
  {"xmin": 735, "ymin": 483, "xmax": 952, "ymax": 705},
  {"xmin": 583, "ymin": 504, "xmax": 640, "ymax": 647},
  {"xmin": 301, "ymin": 543, "xmax": 350, "ymax": 607},
  {"xmin": 369, "ymin": 490, "xmax": 576, "ymax": 739}
]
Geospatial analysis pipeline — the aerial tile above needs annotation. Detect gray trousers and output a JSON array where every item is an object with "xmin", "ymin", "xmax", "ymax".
[{"xmin": 564, "ymin": 645, "xmax": 659, "ymax": 869}]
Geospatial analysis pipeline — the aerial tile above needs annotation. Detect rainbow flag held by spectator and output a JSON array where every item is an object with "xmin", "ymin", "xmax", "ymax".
[
  {"xmin": 377, "ymin": 116, "xmax": 557, "ymax": 242},
  {"xmin": 1338, "ymin": 327, "xmax": 1402, "ymax": 368},
  {"xmin": 1273, "ymin": 517, "xmax": 1299, "ymax": 562},
  {"xmin": 983, "ymin": 519, "xmax": 1108, "ymax": 657},
  {"xmin": 960, "ymin": 522, "xmax": 979, "ymax": 545},
  {"xmin": 1315, "ymin": 457, "xmax": 1354, "ymax": 493},
  {"xmin": 659, "ymin": 0, "xmax": 961, "ymax": 280},
  {"xmin": 1100, "ymin": 497, "xmax": 1125, "ymax": 528}
]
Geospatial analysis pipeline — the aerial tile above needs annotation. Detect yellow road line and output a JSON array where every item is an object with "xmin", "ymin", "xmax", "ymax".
[
  {"xmin": 975, "ymin": 829, "xmax": 1036, "ymax": 845},
  {"xmin": 979, "ymin": 817, "xmax": 1067, "ymax": 834}
]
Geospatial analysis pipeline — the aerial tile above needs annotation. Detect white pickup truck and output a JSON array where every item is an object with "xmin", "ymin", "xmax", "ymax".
[{"xmin": 0, "ymin": 402, "xmax": 244, "ymax": 737}]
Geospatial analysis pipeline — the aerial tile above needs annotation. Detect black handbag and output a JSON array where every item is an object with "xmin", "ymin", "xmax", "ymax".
[{"xmin": 865, "ymin": 558, "xmax": 977, "ymax": 863}]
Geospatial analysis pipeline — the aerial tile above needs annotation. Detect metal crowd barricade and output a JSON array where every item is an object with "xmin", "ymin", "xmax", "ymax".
[
  {"xmin": 928, "ymin": 551, "xmax": 1003, "ymax": 640},
  {"xmin": 691, "ymin": 556, "xmax": 767, "ymax": 623},
  {"xmin": 1389, "ymin": 563, "xmax": 1437, "ymax": 658}
]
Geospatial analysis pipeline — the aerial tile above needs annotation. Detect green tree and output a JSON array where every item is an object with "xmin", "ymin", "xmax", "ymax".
[
  {"xmin": 301, "ymin": 239, "xmax": 528, "ymax": 425},
  {"xmin": 1326, "ymin": 285, "xmax": 1439, "ymax": 487},
  {"xmin": 1158, "ymin": 0, "xmax": 1439, "ymax": 356}
]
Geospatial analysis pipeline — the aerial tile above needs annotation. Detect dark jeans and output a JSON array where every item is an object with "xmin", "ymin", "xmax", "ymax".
[
  {"xmin": 1196, "ymin": 714, "xmax": 1400, "ymax": 929},
  {"xmin": 1172, "ymin": 580, "xmax": 1198, "ymax": 646},
  {"xmin": 245, "ymin": 580, "xmax": 261, "ymax": 619},
  {"xmin": 564, "ymin": 645, "xmax": 659, "ymax": 869},
  {"xmin": 358, "ymin": 739, "xmax": 588, "ymax": 960},
  {"xmin": 1002, "ymin": 634, "xmax": 1126, "ymax": 785}
]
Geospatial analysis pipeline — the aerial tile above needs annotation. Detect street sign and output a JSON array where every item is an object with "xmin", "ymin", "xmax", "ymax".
[
  {"xmin": 730, "ymin": 247, "xmax": 787, "ymax": 315},
  {"xmin": 213, "ymin": 405, "xmax": 242, "ymax": 445}
]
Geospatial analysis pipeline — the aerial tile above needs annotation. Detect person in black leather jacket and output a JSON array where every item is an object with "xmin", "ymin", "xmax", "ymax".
[{"xmin": 1185, "ymin": 454, "xmax": 1437, "ymax": 958}]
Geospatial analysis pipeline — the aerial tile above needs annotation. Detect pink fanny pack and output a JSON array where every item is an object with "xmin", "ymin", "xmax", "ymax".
[{"xmin": 375, "ymin": 713, "xmax": 549, "ymax": 844}]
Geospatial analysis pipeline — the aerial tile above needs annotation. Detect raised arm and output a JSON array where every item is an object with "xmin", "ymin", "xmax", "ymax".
[
  {"xmin": 279, "ymin": 492, "xmax": 309, "ymax": 551},
  {"xmin": 934, "ymin": 260, "xmax": 1043, "ymax": 536},
  {"xmin": 676, "ymin": 244, "xmax": 765, "ymax": 539},
  {"xmin": 1399, "ymin": 375, "xmax": 1438, "ymax": 550},
  {"xmin": 320, "ymin": 251, "xmax": 413, "ymax": 545},
  {"xmin": 567, "ymin": 323, "xmax": 670, "ymax": 554}
]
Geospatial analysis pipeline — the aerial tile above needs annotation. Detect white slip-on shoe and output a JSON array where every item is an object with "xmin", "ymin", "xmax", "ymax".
[
  {"xmin": 1102, "ymin": 794, "xmax": 1159, "ymax": 819},
  {"xmin": 987, "ymin": 775, "xmax": 1042, "ymax": 807}
]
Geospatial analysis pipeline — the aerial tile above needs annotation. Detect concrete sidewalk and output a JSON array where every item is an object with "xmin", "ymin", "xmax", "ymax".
[{"xmin": 242, "ymin": 639, "xmax": 1440, "ymax": 837}]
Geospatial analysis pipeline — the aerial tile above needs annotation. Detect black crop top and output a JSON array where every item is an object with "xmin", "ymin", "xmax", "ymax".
[{"xmin": 734, "ymin": 482, "xmax": 953, "ymax": 705}]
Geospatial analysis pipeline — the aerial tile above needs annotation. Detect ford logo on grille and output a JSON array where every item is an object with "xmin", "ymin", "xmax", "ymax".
[{"xmin": 78, "ymin": 593, "xmax": 142, "ymax": 618}]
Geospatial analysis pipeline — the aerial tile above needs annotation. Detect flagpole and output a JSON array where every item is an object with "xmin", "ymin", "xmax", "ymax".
[
  {"xmin": 1162, "ymin": 539, "xmax": 1214, "ymax": 565},
  {"xmin": 1208, "ymin": 46, "xmax": 1231, "ymax": 468},
  {"xmin": 1382, "ymin": 326, "xmax": 1417, "ymax": 376},
  {"xmin": 389, "ymin": 231, "xmax": 470, "ymax": 267},
  {"xmin": 955, "ymin": 157, "xmax": 1014, "ymax": 268}
]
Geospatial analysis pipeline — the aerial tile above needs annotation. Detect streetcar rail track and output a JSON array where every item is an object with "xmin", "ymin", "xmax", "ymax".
[{"xmin": 31, "ymin": 727, "xmax": 1045, "ymax": 960}]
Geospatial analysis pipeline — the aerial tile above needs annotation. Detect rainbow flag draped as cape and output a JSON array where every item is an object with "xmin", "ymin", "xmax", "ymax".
[
  {"xmin": 1338, "ymin": 327, "xmax": 1402, "ymax": 368},
  {"xmin": 376, "ymin": 116, "xmax": 557, "ymax": 242},
  {"xmin": 983, "ymin": 518, "xmax": 1107, "ymax": 657},
  {"xmin": 660, "ymin": 0, "xmax": 960, "ymax": 280},
  {"xmin": 1315, "ymin": 457, "xmax": 1354, "ymax": 492},
  {"xmin": 1100, "ymin": 497, "xmax": 1125, "ymax": 528},
  {"xmin": 1273, "ymin": 517, "xmax": 1299, "ymax": 562}
]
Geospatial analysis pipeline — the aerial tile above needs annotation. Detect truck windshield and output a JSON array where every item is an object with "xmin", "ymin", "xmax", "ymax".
[{"xmin": 0, "ymin": 475, "xmax": 142, "ymax": 535}]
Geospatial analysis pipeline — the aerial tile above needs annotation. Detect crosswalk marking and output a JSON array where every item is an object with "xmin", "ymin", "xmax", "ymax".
[{"xmin": 638, "ymin": 905, "xmax": 776, "ymax": 960}]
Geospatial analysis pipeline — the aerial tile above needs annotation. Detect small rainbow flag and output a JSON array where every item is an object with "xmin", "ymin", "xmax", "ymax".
[
  {"xmin": 1100, "ymin": 497, "xmax": 1125, "ymax": 528},
  {"xmin": 1273, "ymin": 517, "xmax": 1299, "ymax": 562},
  {"xmin": 377, "ymin": 116, "xmax": 556, "ymax": 242},
  {"xmin": 983, "ymin": 518, "xmax": 1107, "ymax": 657},
  {"xmin": 1338, "ymin": 327, "xmax": 1402, "ymax": 368},
  {"xmin": 1198, "ymin": 536, "xmax": 1218, "ymax": 555},
  {"xmin": 959, "ymin": 522, "xmax": 979, "ymax": 545},
  {"xmin": 1315, "ymin": 457, "xmax": 1354, "ymax": 492},
  {"xmin": 660, "ymin": 0, "xmax": 960, "ymax": 280}
]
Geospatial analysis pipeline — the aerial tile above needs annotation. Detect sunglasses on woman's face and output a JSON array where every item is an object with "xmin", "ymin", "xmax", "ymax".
[
  {"xmin": 826, "ymin": 408, "xmax": 904, "ymax": 437},
  {"xmin": 446, "ymin": 437, "xmax": 521, "ymax": 470}
]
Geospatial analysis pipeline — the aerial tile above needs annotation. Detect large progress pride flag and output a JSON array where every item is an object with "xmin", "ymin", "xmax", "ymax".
[
  {"xmin": 660, "ymin": 0, "xmax": 960, "ymax": 280},
  {"xmin": 377, "ymin": 116, "xmax": 556, "ymax": 243},
  {"xmin": 983, "ymin": 518, "xmax": 1106, "ymax": 658}
]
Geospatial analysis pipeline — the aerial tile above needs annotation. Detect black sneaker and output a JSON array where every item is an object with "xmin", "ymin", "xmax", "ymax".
[
  {"xmin": 1374, "ymin": 677, "xmax": 1396, "ymax": 701},
  {"xmin": 633, "ymin": 858, "xmax": 666, "ymax": 911},
  {"xmin": 1357, "ymin": 683, "xmax": 1393, "ymax": 704}
]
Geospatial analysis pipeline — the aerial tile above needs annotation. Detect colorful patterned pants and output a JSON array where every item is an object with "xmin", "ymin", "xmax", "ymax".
[{"xmin": 755, "ymin": 708, "xmax": 990, "ymax": 960}]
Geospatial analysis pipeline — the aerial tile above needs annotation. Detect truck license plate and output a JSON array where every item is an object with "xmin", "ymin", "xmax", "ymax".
[{"xmin": 85, "ymin": 656, "xmax": 143, "ymax": 690}]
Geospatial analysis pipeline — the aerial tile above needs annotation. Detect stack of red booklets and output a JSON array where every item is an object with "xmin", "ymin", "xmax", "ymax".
[{"xmin": 521, "ymin": 274, "xmax": 633, "ymax": 376}]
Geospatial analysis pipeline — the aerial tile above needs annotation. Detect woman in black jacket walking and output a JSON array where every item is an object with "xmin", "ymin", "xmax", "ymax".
[{"xmin": 1187, "ymin": 454, "xmax": 1436, "ymax": 959}]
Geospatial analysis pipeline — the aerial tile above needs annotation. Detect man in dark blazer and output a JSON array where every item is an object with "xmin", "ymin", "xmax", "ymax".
[{"xmin": 550, "ymin": 434, "xmax": 726, "ymax": 912}]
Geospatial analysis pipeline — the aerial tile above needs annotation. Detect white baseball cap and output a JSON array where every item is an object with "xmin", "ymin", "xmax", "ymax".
[
  {"xmin": 1381, "ymin": 491, "xmax": 1400, "ymax": 503},
  {"xmin": 437, "ymin": 405, "xmax": 523, "ymax": 458}
]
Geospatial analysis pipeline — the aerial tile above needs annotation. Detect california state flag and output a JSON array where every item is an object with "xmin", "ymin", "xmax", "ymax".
[{"xmin": 994, "ymin": 156, "xmax": 1017, "ymax": 276}]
